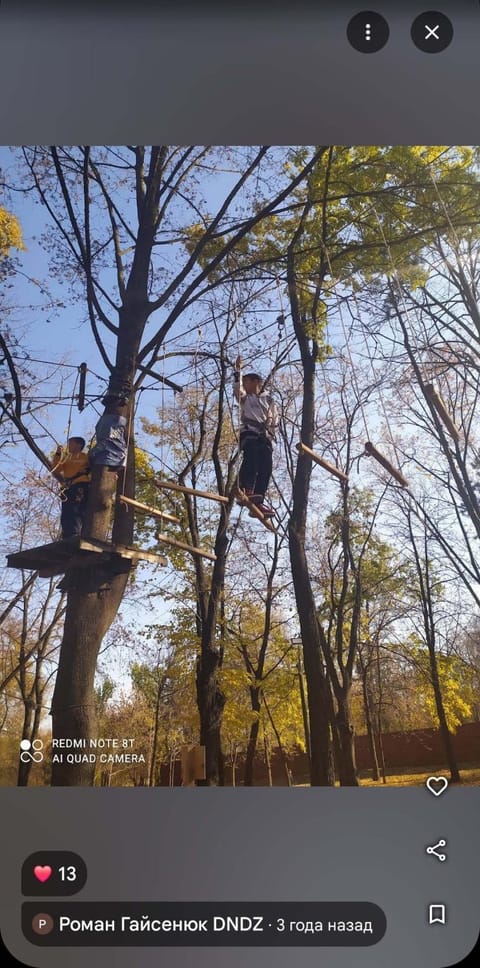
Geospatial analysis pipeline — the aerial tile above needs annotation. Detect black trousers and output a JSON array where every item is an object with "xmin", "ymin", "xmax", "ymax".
[
  {"xmin": 61, "ymin": 483, "xmax": 89, "ymax": 538},
  {"xmin": 239, "ymin": 433, "xmax": 273, "ymax": 499}
]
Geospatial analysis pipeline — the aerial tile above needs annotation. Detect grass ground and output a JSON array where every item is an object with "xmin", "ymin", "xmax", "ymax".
[{"xmin": 358, "ymin": 766, "xmax": 480, "ymax": 787}]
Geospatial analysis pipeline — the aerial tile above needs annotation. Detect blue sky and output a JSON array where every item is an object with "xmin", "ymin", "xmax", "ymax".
[{"xmin": 1, "ymin": 147, "xmax": 294, "ymax": 467}]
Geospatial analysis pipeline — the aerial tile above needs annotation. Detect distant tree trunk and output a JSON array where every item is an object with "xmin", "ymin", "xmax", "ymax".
[
  {"xmin": 263, "ymin": 694, "xmax": 292, "ymax": 787},
  {"xmin": 361, "ymin": 667, "xmax": 380, "ymax": 781},
  {"xmin": 244, "ymin": 687, "xmax": 261, "ymax": 786},
  {"xmin": 334, "ymin": 693, "xmax": 359, "ymax": 787},
  {"xmin": 429, "ymin": 650, "xmax": 461, "ymax": 783},
  {"xmin": 375, "ymin": 645, "xmax": 387, "ymax": 784},
  {"xmin": 149, "ymin": 670, "xmax": 166, "ymax": 787},
  {"xmin": 407, "ymin": 510, "xmax": 461, "ymax": 784},
  {"xmin": 263, "ymin": 730, "xmax": 273, "ymax": 786},
  {"xmin": 231, "ymin": 746, "xmax": 238, "ymax": 787},
  {"xmin": 297, "ymin": 647, "xmax": 311, "ymax": 766},
  {"xmin": 169, "ymin": 751, "xmax": 176, "ymax": 787}
]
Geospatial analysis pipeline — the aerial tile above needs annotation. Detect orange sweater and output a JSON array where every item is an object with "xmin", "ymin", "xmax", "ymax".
[{"xmin": 54, "ymin": 452, "xmax": 90, "ymax": 485}]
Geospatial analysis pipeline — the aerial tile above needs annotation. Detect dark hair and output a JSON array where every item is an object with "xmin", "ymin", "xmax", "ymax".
[
  {"xmin": 69, "ymin": 436, "xmax": 86, "ymax": 449},
  {"xmin": 243, "ymin": 372, "xmax": 262, "ymax": 382}
]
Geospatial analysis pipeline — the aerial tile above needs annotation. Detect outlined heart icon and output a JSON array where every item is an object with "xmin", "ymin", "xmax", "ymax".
[
  {"xmin": 426, "ymin": 776, "xmax": 448, "ymax": 797},
  {"xmin": 33, "ymin": 865, "xmax": 52, "ymax": 883}
]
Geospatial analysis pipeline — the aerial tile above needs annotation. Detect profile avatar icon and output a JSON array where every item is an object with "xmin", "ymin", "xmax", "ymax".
[{"xmin": 20, "ymin": 739, "xmax": 44, "ymax": 763}]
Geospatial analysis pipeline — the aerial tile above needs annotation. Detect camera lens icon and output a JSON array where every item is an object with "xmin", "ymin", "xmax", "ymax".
[{"xmin": 20, "ymin": 739, "xmax": 44, "ymax": 763}]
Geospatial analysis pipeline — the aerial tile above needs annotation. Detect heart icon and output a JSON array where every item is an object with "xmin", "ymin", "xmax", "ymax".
[
  {"xmin": 33, "ymin": 865, "xmax": 52, "ymax": 883},
  {"xmin": 426, "ymin": 776, "xmax": 449, "ymax": 797}
]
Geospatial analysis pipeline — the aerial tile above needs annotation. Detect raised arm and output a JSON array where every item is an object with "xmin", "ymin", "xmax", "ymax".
[
  {"xmin": 233, "ymin": 355, "xmax": 245, "ymax": 402},
  {"xmin": 49, "ymin": 446, "xmax": 65, "ymax": 481}
]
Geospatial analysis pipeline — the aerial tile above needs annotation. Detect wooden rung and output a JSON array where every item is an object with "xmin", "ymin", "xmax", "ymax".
[
  {"xmin": 154, "ymin": 479, "xmax": 229, "ymax": 505},
  {"xmin": 297, "ymin": 442, "xmax": 349, "ymax": 483},
  {"xmin": 119, "ymin": 495, "xmax": 180, "ymax": 524},
  {"xmin": 155, "ymin": 531, "xmax": 217, "ymax": 562},
  {"xmin": 114, "ymin": 544, "xmax": 168, "ymax": 567},
  {"xmin": 424, "ymin": 384, "xmax": 460, "ymax": 442},
  {"xmin": 234, "ymin": 487, "xmax": 277, "ymax": 533},
  {"xmin": 364, "ymin": 442, "xmax": 409, "ymax": 488}
]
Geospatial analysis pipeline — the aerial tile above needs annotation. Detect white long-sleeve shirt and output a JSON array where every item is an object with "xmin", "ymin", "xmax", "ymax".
[{"xmin": 233, "ymin": 370, "xmax": 278, "ymax": 442}]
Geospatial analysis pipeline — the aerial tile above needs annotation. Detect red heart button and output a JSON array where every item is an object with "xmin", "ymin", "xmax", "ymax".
[{"xmin": 33, "ymin": 865, "xmax": 52, "ymax": 883}]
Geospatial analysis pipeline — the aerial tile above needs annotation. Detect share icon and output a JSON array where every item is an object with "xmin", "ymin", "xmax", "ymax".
[{"xmin": 426, "ymin": 839, "xmax": 447, "ymax": 862}]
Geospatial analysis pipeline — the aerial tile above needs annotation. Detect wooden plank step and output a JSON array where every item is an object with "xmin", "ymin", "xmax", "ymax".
[
  {"xmin": 154, "ymin": 479, "xmax": 229, "ymax": 505},
  {"xmin": 155, "ymin": 531, "xmax": 216, "ymax": 562},
  {"xmin": 297, "ymin": 442, "xmax": 349, "ymax": 483},
  {"xmin": 364, "ymin": 442, "xmax": 409, "ymax": 488},
  {"xmin": 234, "ymin": 486, "xmax": 277, "ymax": 533},
  {"xmin": 119, "ymin": 495, "xmax": 180, "ymax": 524}
]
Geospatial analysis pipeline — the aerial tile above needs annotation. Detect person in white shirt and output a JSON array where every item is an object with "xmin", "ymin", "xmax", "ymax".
[{"xmin": 233, "ymin": 356, "xmax": 278, "ymax": 518}]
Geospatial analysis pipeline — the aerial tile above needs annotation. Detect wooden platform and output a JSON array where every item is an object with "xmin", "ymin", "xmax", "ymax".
[{"xmin": 6, "ymin": 537, "xmax": 168, "ymax": 577}]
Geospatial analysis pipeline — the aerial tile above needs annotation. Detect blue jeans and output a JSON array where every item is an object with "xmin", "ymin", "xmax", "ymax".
[{"xmin": 61, "ymin": 483, "xmax": 89, "ymax": 538}]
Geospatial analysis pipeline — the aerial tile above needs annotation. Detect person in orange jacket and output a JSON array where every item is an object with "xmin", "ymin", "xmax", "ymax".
[{"xmin": 50, "ymin": 436, "xmax": 90, "ymax": 539}]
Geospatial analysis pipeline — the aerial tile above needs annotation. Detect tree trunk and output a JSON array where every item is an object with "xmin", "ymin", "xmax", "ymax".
[
  {"xmin": 297, "ymin": 648, "xmax": 311, "ymax": 766},
  {"xmin": 263, "ymin": 730, "xmax": 272, "ymax": 786},
  {"xmin": 50, "ymin": 453, "xmax": 132, "ymax": 785},
  {"xmin": 244, "ymin": 688, "xmax": 261, "ymax": 787},
  {"xmin": 149, "ymin": 673, "xmax": 164, "ymax": 787},
  {"xmin": 408, "ymin": 512, "xmax": 462, "ymax": 785},
  {"xmin": 289, "ymin": 527, "xmax": 334, "ymax": 785},
  {"xmin": 195, "ymin": 505, "xmax": 233, "ymax": 786},
  {"xmin": 263, "ymin": 694, "xmax": 292, "ymax": 787},
  {"xmin": 334, "ymin": 694, "xmax": 359, "ymax": 787},
  {"xmin": 362, "ymin": 670, "xmax": 380, "ymax": 781},
  {"xmin": 375, "ymin": 643, "xmax": 388, "ymax": 783},
  {"xmin": 196, "ymin": 646, "xmax": 225, "ymax": 786},
  {"xmin": 287, "ymin": 247, "xmax": 335, "ymax": 784},
  {"xmin": 429, "ymin": 650, "xmax": 461, "ymax": 783}
]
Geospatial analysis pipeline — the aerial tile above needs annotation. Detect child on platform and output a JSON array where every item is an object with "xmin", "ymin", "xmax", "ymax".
[
  {"xmin": 50, "ymin": 436, "xmax": 90, "ymax": 539},
  {"xmin": 233, "ymin": 356, "xmax": 278, "ymax": 518}
]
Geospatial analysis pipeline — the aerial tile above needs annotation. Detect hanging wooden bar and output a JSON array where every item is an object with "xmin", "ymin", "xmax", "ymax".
[
  {"xmin": 424, "ymin": 384, "xmax": 460, "ymax": 442},
  {"xmin": 297, "ymin": 442, "xmax": 349, "ymax": 483},
  {"xmin": 155, "ymin": 531, "xmax": 217, "ymax": 562},
  {"xmin": 364, "ymin": 442, "xmax": 409, "ymax": 488},
  {"xmin": 234, "ymin": 486, "xmax": 277, "ymax": 533},
  {"xmin": 154, "ymin": 479, "xmax": 229, "ymax": 505},
  {"xmin": 119, "ymin": 495, "xmax": 180, "ymax": 524}
]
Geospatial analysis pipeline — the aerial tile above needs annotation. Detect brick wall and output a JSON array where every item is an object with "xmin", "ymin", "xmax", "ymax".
[
  {"xmin": 354, "ymin": 721, "xmax": 480, "ymax": 771},
  {"xmin": 159, "ymin": 722, "xmax": 480, "ymax": 785}
]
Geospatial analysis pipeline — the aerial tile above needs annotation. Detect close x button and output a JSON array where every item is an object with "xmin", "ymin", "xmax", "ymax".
[{"xmin": 411, "ymin": 11, "xmax": 454, "ymax": 52}]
